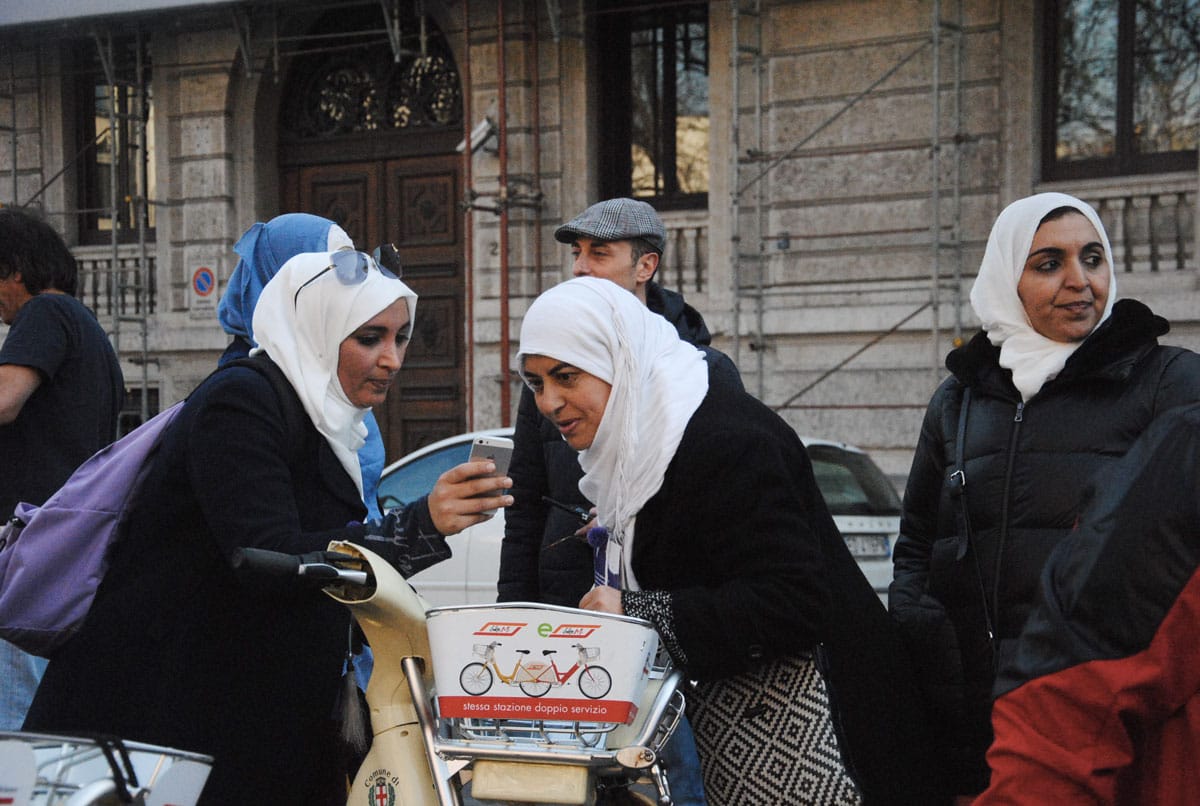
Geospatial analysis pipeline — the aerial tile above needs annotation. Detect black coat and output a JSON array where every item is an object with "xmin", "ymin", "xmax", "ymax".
[
  {"xmin": 25, "ymin": 360, "xmax": 439, "ymax": 805},
  {"xmin": 889, "ymin": 298, "xmax": 1200, "ymax": 795},
  {"xmin": 983, "ymin": 402, "xmax": 1200, "ymax": 802},
  {"xmin": 631, "ymin": 379, "xmax": 941, "ymax": 804},
  {"xmin": 498, "ymin": 281, "xmax": 740, "ymax": 607}
]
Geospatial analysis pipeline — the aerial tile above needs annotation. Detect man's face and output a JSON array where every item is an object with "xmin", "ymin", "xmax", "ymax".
[
  {"xmin": 0, "ymin": 273, "xmax": 33, "ymax": 325},
  {"xmin": 570, "ymin": 237, "xmax": 657, "ymax": 299}
]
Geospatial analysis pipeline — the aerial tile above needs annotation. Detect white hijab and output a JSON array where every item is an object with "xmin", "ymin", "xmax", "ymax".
[
  {"xmin": 251, "ymin": 250, "xmax": 418, "ymax": 496},
  {"xmin": 517, "ymin": 277, "xmax": 709, "ymax": 589},
  {"xmin": 969, "ymin": 192, "xmax": 1117, "ymax": 401}
]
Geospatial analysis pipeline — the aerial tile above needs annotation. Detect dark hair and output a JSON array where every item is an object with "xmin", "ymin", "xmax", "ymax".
[
  {"xmin": 0, "ymin": 207, "xmax": 78, "ymax": 295},
  {"xmin": 628, "ymin": 237, "xmax": 662, "ymax": 263}
]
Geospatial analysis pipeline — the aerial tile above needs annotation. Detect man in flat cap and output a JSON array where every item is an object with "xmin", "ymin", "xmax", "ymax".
[
  {"xmin": 500, "ymin": 196, "xmax": 738, "ymax": 603},
  {"xmin": 499, "ymin": 197, "xmax": 737, "ymax": 805},
  {"xmin": 554, "ymin": 196, "xmax": 670, "ymax": 306}
]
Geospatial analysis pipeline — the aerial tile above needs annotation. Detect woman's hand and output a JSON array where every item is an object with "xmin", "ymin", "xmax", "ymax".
[
  {"xmin": 427, "ymin": 459, "xmax": 513, "ymax": 536},
  {"xmin": 579, "ymin": 585, "xmax": 624, "ymax": 615}
]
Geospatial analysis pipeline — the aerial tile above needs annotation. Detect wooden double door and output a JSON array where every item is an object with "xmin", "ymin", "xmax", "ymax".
[{"xmin": 281, "ymin": 152, "xmax": 465, "ymax": 462}]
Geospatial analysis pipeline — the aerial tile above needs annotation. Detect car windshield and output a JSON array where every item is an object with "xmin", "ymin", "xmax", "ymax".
[
  {"xmin": 377, "ymin": 442, "xmax": 471, "ymax": 510},
  {"xmin": 806, "ymin": 444, "xmax": 902, "ymax": 517}
]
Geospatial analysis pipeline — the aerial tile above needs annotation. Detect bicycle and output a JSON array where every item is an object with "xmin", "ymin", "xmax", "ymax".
[
  {"xmin": 460, "ymin": 642, "xmax": 613, "ymax": 699},
  {"xmin": 0, "ymin": 545, "xmax": 681, "ymax": 806},
  {"xmin": 234, "ymin": 542, "xmax": 684, "ymax": 805}
]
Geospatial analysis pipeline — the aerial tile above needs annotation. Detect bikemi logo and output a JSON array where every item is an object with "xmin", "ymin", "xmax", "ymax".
[
  {"xmin": 540, "ymin": 622, "xmax": 601, "ymax": 638},
  {"xmin": 473, "ymin": 621, "xmax": 527, "ymax": 636},
  {"xmin": 363, "ymin": 769, "xmax": 399, "ymax": 806}
]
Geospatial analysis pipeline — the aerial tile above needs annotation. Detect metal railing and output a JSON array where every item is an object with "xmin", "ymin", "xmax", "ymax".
[
  {"xmin": 1078, "ymin": 181, "xmax": 1196, "ymax": 273},
  {"xmin": 76, "ymin": 248, "xmax": 157, "ymax": 318},
  {"xmin": 661, "ymin": 211, "xmax": 709, "ymax": 295}
]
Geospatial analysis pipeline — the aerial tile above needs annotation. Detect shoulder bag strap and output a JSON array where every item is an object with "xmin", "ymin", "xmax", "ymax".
[{"xmin": 948, "ymin": 386, "xmax": 996, "ymax": 646}]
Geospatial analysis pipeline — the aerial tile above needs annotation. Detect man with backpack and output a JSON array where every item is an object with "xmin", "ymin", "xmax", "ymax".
[{"xmin": 0, "ymin": 207, "xmax": 124, "ymax": 728}]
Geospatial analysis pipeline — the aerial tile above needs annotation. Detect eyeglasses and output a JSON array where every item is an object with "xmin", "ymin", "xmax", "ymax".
[
  {"xmin": 292, "ymin": 249, "xmax": 399, "ymax": 307},
  {"xmin": 373, "ymin": 243, "xmax": 403, "ymax": 278}
]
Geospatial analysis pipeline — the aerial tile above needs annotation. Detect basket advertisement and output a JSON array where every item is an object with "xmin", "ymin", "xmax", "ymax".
[{"xmin": 427, "ymin": 604, "xmax": 659, "ymax": 723}]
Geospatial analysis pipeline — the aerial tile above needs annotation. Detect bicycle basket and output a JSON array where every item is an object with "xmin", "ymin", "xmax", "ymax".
[
  {"xmin": 427, "ymin": 603, "xmax": 659, "ymax": 726},
  {"xmin": 579, "ymin": 646, "xmax": 601, "ymax": 660}
]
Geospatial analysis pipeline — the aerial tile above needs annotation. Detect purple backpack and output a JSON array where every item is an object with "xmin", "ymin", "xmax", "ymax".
[
  {"xmin": 0, "ymin": 355, "xmax": 301, "ymax": 657},
  {"xmin": 0, "ymin": 402, "xmax": 184, "ymax": 656}
]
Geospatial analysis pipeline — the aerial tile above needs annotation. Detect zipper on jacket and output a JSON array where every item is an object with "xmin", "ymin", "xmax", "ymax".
[{"xmin": 992, "ymin": 401, "xmax": 1024, "ymax": 650}]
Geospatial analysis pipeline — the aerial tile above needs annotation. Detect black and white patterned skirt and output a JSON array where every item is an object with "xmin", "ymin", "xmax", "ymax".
[{"xmin": 686, "ymin": 653, "xmax": 861, "ymax": 805}]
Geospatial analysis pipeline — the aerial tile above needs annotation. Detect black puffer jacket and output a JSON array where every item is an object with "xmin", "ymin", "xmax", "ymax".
[
  {"xmin": 889, "ymin": 298, "xmax": 1200, "ymax": 795},
  {"xmin": 498, "ymin": 281, "xmax": 741, "ymax": 606}
]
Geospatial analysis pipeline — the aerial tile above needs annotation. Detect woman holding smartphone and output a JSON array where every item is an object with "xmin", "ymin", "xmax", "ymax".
[
  {"xmin": 516, "ymin": 277, "xmax": 938, "ymax": 805},
  {"xmin": 26, "ymin": 251, "xmax": 512, "ymax": 805}
]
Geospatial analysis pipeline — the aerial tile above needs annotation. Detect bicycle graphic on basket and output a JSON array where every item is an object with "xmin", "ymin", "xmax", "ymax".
[{"xmin": 458, "ymin": 641, "xmax": 613, "ymax": 699}]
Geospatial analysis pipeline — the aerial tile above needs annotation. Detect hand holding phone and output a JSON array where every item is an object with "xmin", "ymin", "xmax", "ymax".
[{"xmin": 467, "ymin": 436, "xmax": 514, "ymax": 516}]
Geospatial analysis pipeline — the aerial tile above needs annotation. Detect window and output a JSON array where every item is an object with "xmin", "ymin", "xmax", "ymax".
[
  {"xmin": 117, "ymin": 386, "xmax": 160, "ymax": 438},
  {"xmin": 74, "ymin": 36, "xmax": 155, "ymax": 244},
  {"xmin": 597, "ymin": 2, "xmax": 709, "ymax": 208},
  {"xmin": 1043, "ymin": 0, "xmax": 1199, "ymax": 180},
  {"xmin": 377, "ymin": 441, "xmax": 470, "ymax": 511},
  {"xmin": 281, "ymin": 5, "xmax": 461, "ymax": 140}
]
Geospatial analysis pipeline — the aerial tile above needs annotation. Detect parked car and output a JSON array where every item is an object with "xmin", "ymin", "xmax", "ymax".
[{"xmin": 377, "ymin": 429, "xmax": 901, "ymax": 607}]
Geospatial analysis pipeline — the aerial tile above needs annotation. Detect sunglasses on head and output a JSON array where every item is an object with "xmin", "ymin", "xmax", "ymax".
[{"xmin": 292, "ymin": 249, "xmax": 400, "ymax": 306}]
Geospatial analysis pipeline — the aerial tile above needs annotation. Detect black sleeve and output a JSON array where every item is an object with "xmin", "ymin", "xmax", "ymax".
[
  {"xmin": 497, "ymin": 385, "xmax": 549, "ymax": 601},
  {"xmin": 638, "ymin": 424, "xmax": 833, "ymax": 680},
  {"xmin": 0, "ymin": 296, "xmax": 72, "ymax": 380},
  {"xmin": 184, "ymin": 369, "xmax": 364, "ymax": 558},
  {"xmin": 1152, "ymin": 347, "xmax": 1200, "ymax": 415},
  {"xmin": 700, "ymin": 346, "xmax": 744, "ymax": 393},
  {"xmin": 350, "ymin": 498, "xmax": 452, "ymax": 578},
  {"xmin": 889, "ymin": 382, "xmax": 954, "ymax": 620}
]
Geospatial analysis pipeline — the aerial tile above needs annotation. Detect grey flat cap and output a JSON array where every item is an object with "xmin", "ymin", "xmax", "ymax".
[{"xmin": 554, "ymin": 197, "xmax": 666, "ymax": 253}]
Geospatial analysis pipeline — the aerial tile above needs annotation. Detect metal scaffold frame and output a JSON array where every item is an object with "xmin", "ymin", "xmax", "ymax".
[
  {"xmin": 730, "ymin": 0, "xmax": 966, "ymax": 407},
  {"xmin": 1, "ymin": 32, "xmax": 155, "ymax": 426}
]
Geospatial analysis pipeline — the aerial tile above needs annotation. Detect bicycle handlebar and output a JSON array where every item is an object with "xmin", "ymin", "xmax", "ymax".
[{"xmin": 230, "ymin": 547, "xmax": 372, "ymax": 587}]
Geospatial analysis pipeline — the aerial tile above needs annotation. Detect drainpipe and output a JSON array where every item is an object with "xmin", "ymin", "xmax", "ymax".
[
  {"xmin": 497, "ymin": 0, "xmax": 512, "ymax": 426},
  {"xmin": 461, "ymin": 1, "xmax": 475, "ymax": 429}
]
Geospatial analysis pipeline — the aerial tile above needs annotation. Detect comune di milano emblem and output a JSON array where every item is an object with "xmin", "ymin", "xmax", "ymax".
[{"xmin": 366, "ymin": 772, "xmax": 396, "ymax": 806}]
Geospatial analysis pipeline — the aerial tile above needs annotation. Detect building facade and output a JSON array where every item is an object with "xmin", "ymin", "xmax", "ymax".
[{"xmin": 1, "ymin": 0, "xmax": 1197, "ymax": 479}]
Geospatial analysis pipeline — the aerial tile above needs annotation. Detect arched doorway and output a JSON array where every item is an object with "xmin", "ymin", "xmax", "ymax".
[{"xmin": 278, "ymin": 4, "xmax": 464, "ymax": 461}]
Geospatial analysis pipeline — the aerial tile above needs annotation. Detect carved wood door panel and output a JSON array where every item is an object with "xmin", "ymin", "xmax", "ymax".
[
  {"xmin": 282, "ymin": 153, "xmax": 465, "ymax": 461},
  {"xmin": 378, "ymin": 153, "xmax": 463, "ymax": 458}
]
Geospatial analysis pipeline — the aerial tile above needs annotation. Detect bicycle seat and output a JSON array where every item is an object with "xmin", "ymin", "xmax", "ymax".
[
  {"xmin": 542, "ymin": 649, "xmax": 557, "ymax": 656},
  {"xmin": 516, "ymin": 649, "xmax": 530, "ymax": 655}
]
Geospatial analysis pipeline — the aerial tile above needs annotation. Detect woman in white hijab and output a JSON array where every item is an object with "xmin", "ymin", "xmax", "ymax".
[
  {"xmin": 518, "ymin": 277, "xmax": 939, "ymax": 805},
  {"xmin": 26, "ymin": 251, "xmax": 513, "ymax": 806},
  {"xmin": 890, "ymin": 192, "xmax": 1200, "ymax": 804}
]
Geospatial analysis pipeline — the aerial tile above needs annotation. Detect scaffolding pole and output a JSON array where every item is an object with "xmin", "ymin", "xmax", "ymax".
[
  {"xmin": 730, "ymin": 0, "xmax": 765, "ymax": 396},
  {"xmin": 3, "ymin": 43, "xmax": 14, "ymax": 206},
  {"xmin": 730, "ymin": 0, "xmax": 965, "ymax": 408},
  {"xmin": 930, "ymin": 0, "xmax": 966, "ymax": 384},
  {"xmin": 93, "ymin": 29, "xmax": 154, "ymax": 425}
]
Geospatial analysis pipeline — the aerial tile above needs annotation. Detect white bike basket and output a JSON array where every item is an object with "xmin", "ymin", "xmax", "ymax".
[
  {"xmin": 427, "ymin": 603, "xmax": 659, "ymax": 738},
  {"xmin": 0, "ymin": 731, "xmax": 212, "ymax": 806}
]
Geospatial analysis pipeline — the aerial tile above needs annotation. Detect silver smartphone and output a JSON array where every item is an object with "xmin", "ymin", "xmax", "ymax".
[{"xmin": 467, "ymin": 436, "xmax": 514, "ymax": 516}]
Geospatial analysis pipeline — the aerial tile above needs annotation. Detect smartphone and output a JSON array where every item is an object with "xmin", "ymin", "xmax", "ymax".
[{"xmin": 467, "ymin": 436, "xmax": 514, "ymax": 516}]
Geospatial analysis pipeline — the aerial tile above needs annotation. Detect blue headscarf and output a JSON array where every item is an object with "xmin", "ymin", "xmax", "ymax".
[
  {"xmin": 217, "ymin": 213, "xmax": 353, "ymax": 343},
  {"xmin": 216, "ymin": 215, "xmax": 390, "ymax": 516}
]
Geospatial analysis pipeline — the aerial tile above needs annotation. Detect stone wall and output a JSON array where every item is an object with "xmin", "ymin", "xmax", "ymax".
[{"xmin": 2, "ymin": 0, "xmax": 1196, "ymax": 481}]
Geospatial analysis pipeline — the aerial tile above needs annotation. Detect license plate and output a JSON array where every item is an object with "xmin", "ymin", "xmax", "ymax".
[{"xmin": 843, "ymin": 534, "xmax": 890, "ymax": 558}]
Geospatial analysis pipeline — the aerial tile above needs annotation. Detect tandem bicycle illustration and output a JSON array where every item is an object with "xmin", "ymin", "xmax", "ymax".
[{"xmin": 459, "ymin": 641, "xmax": 613, "ymax": 699}]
